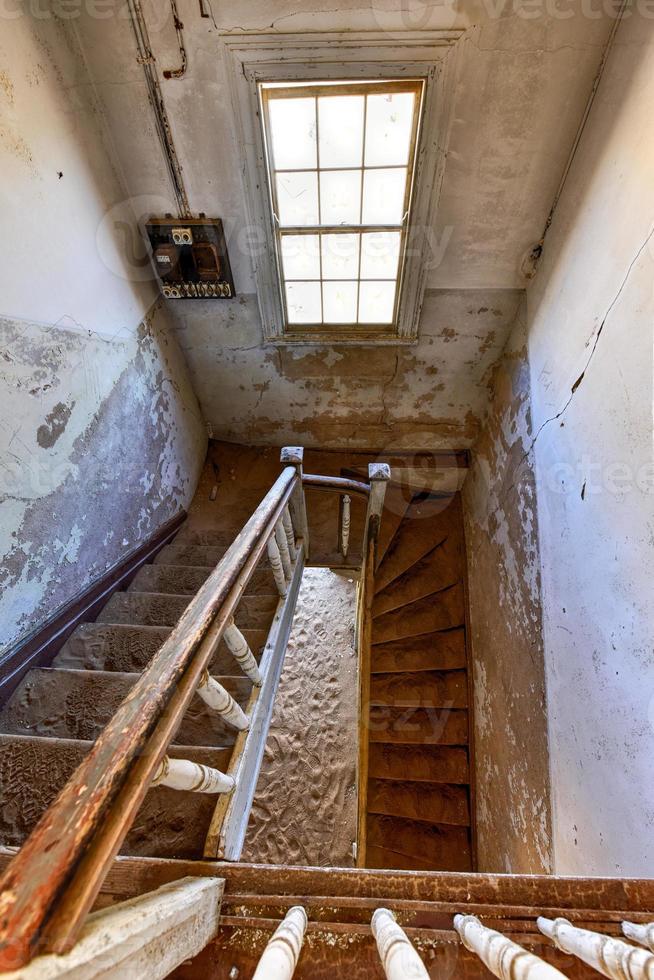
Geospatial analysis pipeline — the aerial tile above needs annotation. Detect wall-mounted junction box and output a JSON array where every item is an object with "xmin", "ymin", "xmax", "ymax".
[{"xmin": 146, "ymin": 217, "xmax": 235, "ymax": 299}]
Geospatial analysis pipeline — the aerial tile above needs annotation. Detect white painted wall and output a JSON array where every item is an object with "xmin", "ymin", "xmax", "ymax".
[
  {"xmin": 0, "ymin": 15, "xmax": 159, "ymax": 338},
  {"xmin": 0, "ymin": 14, "xmax": 206, "ymax": 651},
  {"xmin": 527, "ymin": 16, "xmax": 654, "ymax": 876}
]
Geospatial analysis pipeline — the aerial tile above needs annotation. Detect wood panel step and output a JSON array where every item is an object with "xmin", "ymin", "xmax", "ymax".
[
  {"xmin": 172, "ymin": 529, "xmax": 241, "ymax": 548},
  {"xmin": 375, "ymin": 496, "xmax": 462, "ymax": 593},
  {"xmin": 0, "ymin": 735, "xmax": 232, "ymax": 860},
  {"xmin": 368, "ymin": 707, "xmax": 468, "ymax": 745},
  {"xmin": 97, "ymin": 592, "xmax": 278, "ymax": 630},
  {"xmin": 368, "ymin": 743, "xmax": 469, "ymax": 784},
  {"xmin": 370, "ymin": 670, "xmax": 467, "ymax": 709},
  {"xmin": 366, "ymin": 813, "xmax": 472, "ymax": 871},
  {"xmin": 371, "ymin": 630, "xmax": 466, "ymax": 673},
  {"xmin": 375, "ymin": 484, "xmax": 416, "ymax": 569},
  {"xmin": 372, "ymin": 535, "xmax": 463, "ymax": 617},
  {"xmin": 367, "ymin": 779, "xmax": 469, "ymax": 826},
  {"xmin": 154, "ymin": 545, "xmax": 228, "ymax": 567},
  {"xmin": 128, "ymin": 564, "xmax": 277, "ymax": 598},
  {"xmin": 372, "ymin": 584, "xmax": 465, "ymax": 644},
  {"xmin": 53, "ymin": 624, "xmax": 268, "ymax": 676},
  {"xmin": 0, "ymin": 668, "xmax": 250, "ymax": 747}
]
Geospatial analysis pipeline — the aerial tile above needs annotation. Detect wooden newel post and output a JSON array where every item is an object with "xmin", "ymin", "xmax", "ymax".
[{"xmin": 280, "ymin": 447, "xmax": 310, "ymax": 560}]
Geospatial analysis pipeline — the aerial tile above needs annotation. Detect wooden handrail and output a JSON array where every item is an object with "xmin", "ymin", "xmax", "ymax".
[
  {"xmin": 355, "ymin": 464, "xmax": 390, "ymax": 867},
  {"xmin": 302, "ymin": 473, "xmax": 371, "ymax": 497},
  {"xmin": 0, "ymin": 466, "xmax": 297, "ymax": 970}
]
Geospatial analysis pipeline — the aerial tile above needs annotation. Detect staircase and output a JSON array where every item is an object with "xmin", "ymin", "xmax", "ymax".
[
  {"xmin": 361, "ymin": 481, "xmax": 474, "ymax": 872},
  {"xmin": 0, "ymin": 521, "xmax": 281, "ymax": 861}
]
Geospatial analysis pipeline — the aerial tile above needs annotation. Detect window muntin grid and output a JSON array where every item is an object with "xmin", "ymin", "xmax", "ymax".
[{"xmin": 259, "ymin": 79, "xmax": 424, "ymax": 331}]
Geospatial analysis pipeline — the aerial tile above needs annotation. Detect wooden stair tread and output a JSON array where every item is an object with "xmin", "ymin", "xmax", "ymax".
[
  {"xmin": 372, "ymin": 535, "xmax": 463, "ymax": 617},
  {"xmin": 368, "ymin": 743, "xmax": 469, "ymax": 784},
  {"xmin": 53, "ymin": 623, "xmax": 268, "ymax": 675},
  {"xmin": 371, "ymin": 583, "xmax": 465, "ymax": 644},
  {"xmin": 367, "ymin": 779, "xmax": 470, "ymax": 825},
  {"xmin": 0, "ymin": 668, "xmax": 250, "ymax": 747},
  {"xmin": 371, "ymin": 630, "xmax": 466, "ymax": 673},
  {"xmin": 97, "ymin": 591, "xmax": 277, "ymax": 630},
  {"xmin": 366, "ymin": 813, "xmax": 472, "ymax": 871},
  {"xmin": 374, "ymin": 496, "xmax": 461, "ymax": 593},
  {"xmin": 129, "ymin": 564, "xmax": 277, "ymax": 597},
  {"xmin": 0, "ymin": 734, "xmax": 232, "ymax": 859},
  {"xmin": 370, "ymin": 670, "xmax": 467, "ymax": 708},
  {"xmin": 368, "ymin": 706, "xmax": 468, "ymax": 745}
]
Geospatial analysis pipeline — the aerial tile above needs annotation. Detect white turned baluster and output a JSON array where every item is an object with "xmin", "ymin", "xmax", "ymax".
[
  {"xmin": 539, "ymin": 916, "xmax": 654, "ymax": 979},
  {"xmin": 341, "ymin": 494, "xmax": 351, "ymax": 558},
  {"xmin": 372, "ymin": 908, "xmax": 430, "ymax": 980},
  {"xmin": 223, "ymin": 618, "xmax": 262, "ymax": 685},
  {"xmin": 624, "ymin": 923, "xmax": 654, "ymax": 953},
  {"xmin": 282, "ymin": 506, "xmax": 297, "ymax": 561},
  {"xmin": 152, "ymin": 755, "xmax": 234, "ymax": 794},
  {"xmin": 275, "ymin": 520, "xmax": 293, "ymax": 580},
  {"xmin": 196, "ymin": 669, "xmax": 249, "ymax": 731},
  {"xmin": 267, "ymin": 533, "xmax": 287, "ymax": 596},
  {"xmin": 455, "ymin": 914, "xmax": 567, "ymax": 980},
  {"xmin": 252, "ymin": 906, "xmax": 307, "ymax": 980}
]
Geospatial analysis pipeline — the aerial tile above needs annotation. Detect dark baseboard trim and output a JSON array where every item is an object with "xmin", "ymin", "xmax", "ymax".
[{"xmin": 0, "ymin": 511, "xmax": 186, "ymax": 705}]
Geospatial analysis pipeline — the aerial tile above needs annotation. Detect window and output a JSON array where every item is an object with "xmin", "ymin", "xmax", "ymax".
[{"xmin": 259, "ymin": 79, "xmax": 424, "ymax": 334}]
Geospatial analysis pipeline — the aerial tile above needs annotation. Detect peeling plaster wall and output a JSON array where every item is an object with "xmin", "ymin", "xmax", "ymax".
[
  {"xmin": 525, "ymin": 19, "xmax": 654, "ymax": 875},
  {"xmin": 67, "ymin": 4, "xmax": 615, "ymax": 446},
  {"xmin": 0, "ymin": 305, "xmax": 206, "ymax": 652},
  {"xmin": 0, "ymin": 16, "xmax": 207, "ymax": 652},
  {"xmin": 169, "ymin": 288, "xmax": 522, "ymax": 450},
  {"xmin": 463, "ymin": 301, "xmax": 551, "ymax": 873}
]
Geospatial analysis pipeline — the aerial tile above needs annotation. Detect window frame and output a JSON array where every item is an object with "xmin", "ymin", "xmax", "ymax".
[
  {"xmin": 259, "ymin": 78, "xmax": 425, "ymax": 335},
  {"xmin": 222, "ymin": 31, "xmax": 463, "ymax": 344}
]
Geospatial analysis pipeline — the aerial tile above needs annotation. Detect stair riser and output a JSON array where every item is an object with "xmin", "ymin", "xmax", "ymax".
[
  {"xmin": 370, "ymin": 670, "xmax": 468, "ymax": 709},
  {"xmin": 371, "ymin": 584, "xmax": 465, "ymax": 644},
  {"xmin": 371, "ymin": 630, "xmax": 467, "ymax": 673}
]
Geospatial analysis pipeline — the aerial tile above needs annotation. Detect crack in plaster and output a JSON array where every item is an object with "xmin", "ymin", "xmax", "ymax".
[{"xmin": 495, "ymin": 224, "xmax": 654, "ymax": 513}]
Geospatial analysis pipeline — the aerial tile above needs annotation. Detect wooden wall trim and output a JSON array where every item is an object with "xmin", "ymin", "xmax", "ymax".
[{"xmin": 0, "ymin": 511, "xmax": 186, "ymax": 705}]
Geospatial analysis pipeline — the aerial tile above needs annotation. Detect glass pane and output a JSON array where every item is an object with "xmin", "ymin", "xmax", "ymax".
[
  {"xmin": 321, "ymin": 233, "xmax": 359, "ymax": 279},
  {"xmin": 358, "ymin": 281, "xmax": 396, "ymax": 324},
  {"xmin": 318, "ymin": 95, "xmax": 365, "ymax": 168},
  {"xmin": 276, "ymin": 172, "xmax": 319, "ymax": 227},
  {"xmin": 320, "ymin": 170, "xmax": 361, "ymax": 226},
  {"xmin": 361, "ymin": 231, "xmax": 401, "ymax": 279},
  {"xmin": 286, "ymin": 281, "xmax": 321, "ymax": 323},
  {"xmin": 323, "ymin": 281, "xmax": 358, "ymax": 323},
  {"xmin": 281, "ymin": 235, "xmax": 320, "ymax": 279},
  {"xmin": 362, "ymin": 168, "xmax": 407, "ymax": 225},
  {"xmin": 364, "ymin": 91, "xmax": 415, "ymax": 167},
  {"xmin": 268, "ymin": 97, "xmax": 316, "ymax": 170}
]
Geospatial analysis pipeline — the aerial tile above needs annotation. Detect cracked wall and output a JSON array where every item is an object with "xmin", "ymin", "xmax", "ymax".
[
  {"xmin": 0, "ymin": 16, "xmax": 206, "ymax": 653},
  {"xmin": 463, "ymin": 300, "xmax": 552, "ymax": 873},
  {"xmin": 526, "ymin": 18, "xmax": 654, "ymax": 875}
]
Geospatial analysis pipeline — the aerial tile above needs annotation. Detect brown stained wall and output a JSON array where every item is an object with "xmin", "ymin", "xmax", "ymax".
[
  {"xmin": 0, "ymin": 303, "xmax": 207, "ymax": 652},
  {"xmin": 462, "ymin": 299, "xmax": 552, "ymax": 873},
  {"xmin": 168, "ymin": 289, "xmax": 523, "ymax": 451}
]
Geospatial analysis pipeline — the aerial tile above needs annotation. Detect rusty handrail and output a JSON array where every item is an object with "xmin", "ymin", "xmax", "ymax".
[
  {"xmin": 0, "ymin": 466, "xmax": 298, "ymax": 970},
  {"xmin": 302, "ymin": 473, "xmax": 371, "ymax": 497}
]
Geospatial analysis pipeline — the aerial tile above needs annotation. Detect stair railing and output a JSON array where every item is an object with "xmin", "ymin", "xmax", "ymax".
[{"xmin": 0, "ymin": 449, "xmax": 312, "ymax": 971}]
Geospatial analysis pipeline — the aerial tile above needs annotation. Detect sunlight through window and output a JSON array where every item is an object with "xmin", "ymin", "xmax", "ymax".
[{"xmin": 259, "ymin": 79, "xmax": 424, "ymax": 331}]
